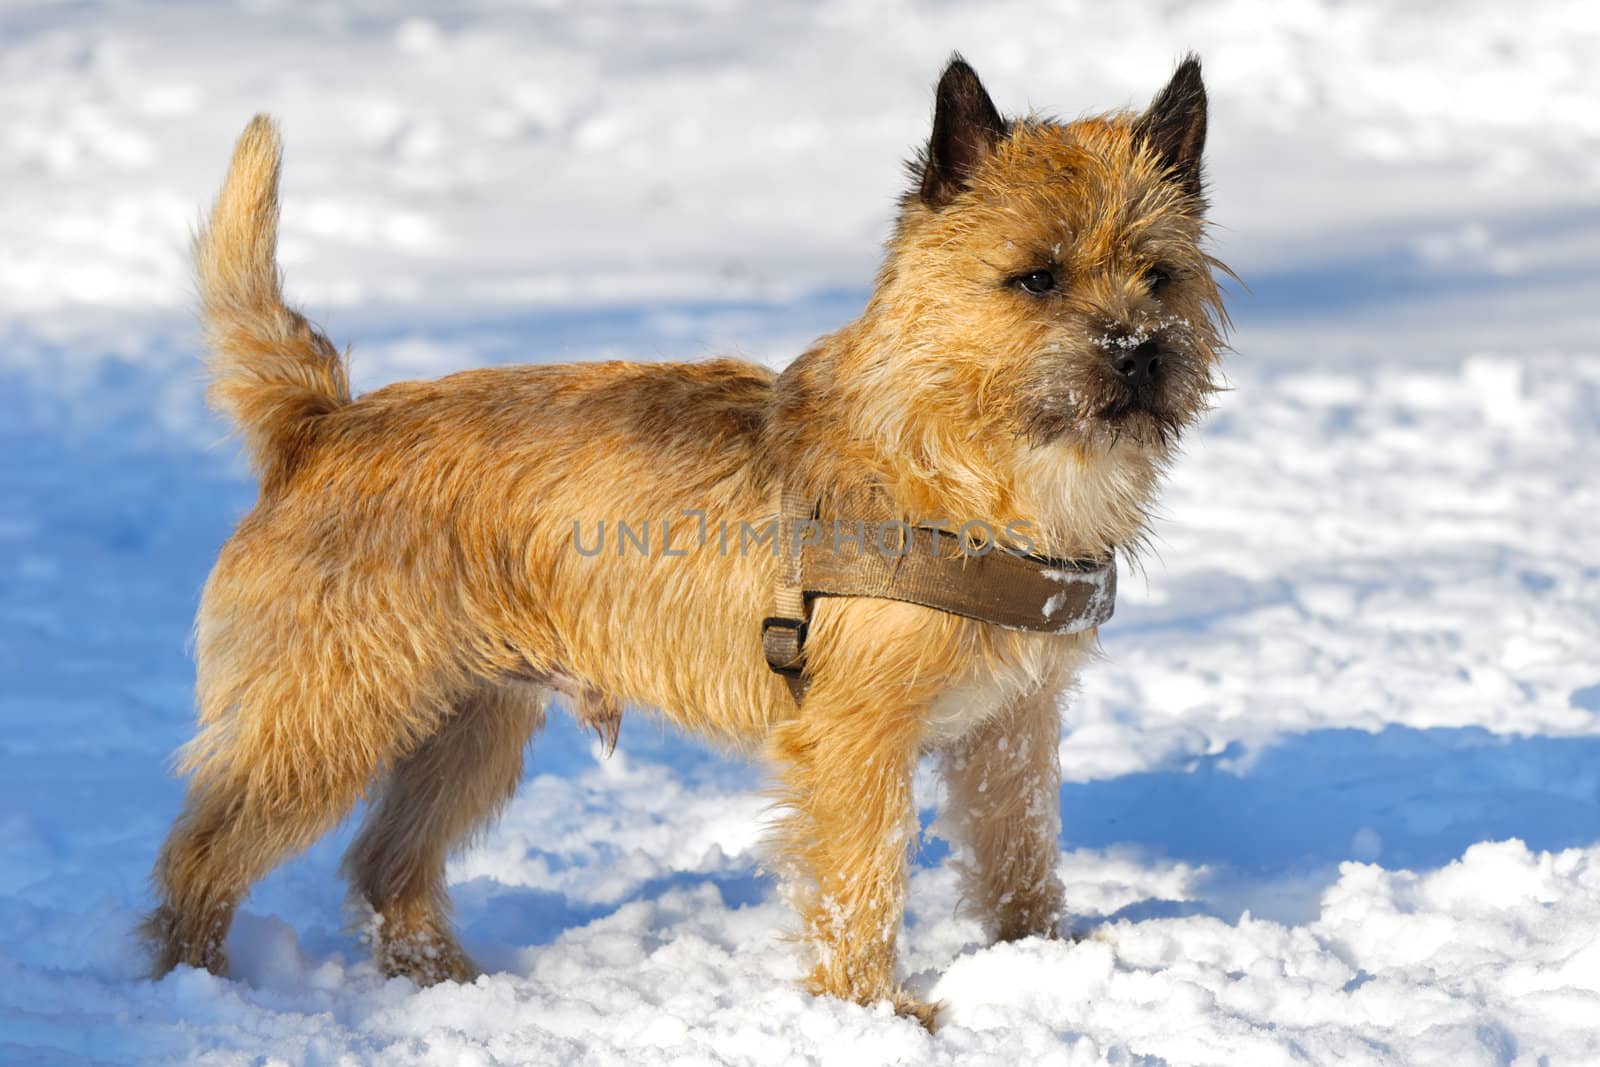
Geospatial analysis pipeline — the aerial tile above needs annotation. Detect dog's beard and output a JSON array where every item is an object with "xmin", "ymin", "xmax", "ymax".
[{"xmin": 1017, "ymin": 348, "xmax": 1215, "ymax": 452}]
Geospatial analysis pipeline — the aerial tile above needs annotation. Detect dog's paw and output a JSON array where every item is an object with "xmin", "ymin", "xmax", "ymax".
[
  {"xmin": 139, "ymin": 904, "xmax": 231, "ymax": 980},
  {"xmin": 376, "ymin": 929, "xmax": 481, "ymax": 986},
  {"xmin": 890, "ymin": 989, "xmax": 943, "ymax": 1032}
]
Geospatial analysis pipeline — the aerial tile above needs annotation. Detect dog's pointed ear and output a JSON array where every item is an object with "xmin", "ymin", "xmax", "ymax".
[
  {"xmin": 1135, "ymin": 54, "xmax": 1208, "ymax": 201},
  {"xmin": 919, "ymin": 55, "xmax": 1006, "ymax": 209}
]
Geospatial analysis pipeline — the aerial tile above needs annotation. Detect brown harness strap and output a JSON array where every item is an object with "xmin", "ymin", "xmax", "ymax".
[
  {"xmin": 761, "ymin": 489, "xmax": 1117, "ymax": 702},
  {"xmin": 761, "ymin": 489, "xmax": 812, "ymax": 701}
]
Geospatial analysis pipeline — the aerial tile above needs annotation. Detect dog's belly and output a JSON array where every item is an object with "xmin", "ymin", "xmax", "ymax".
[{"xmin": 919, "ymin": 627, "xmax": 1091, "ymax": 747}]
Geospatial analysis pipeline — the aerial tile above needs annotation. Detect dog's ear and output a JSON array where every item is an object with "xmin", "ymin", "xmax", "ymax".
[
  {"xmin": 919, "ymin": 55, "xmax": 1006, "ymax": 209},
  {"xmin": 1135, "ymin": 55, "xmax": 1207, "ymax": 201}
]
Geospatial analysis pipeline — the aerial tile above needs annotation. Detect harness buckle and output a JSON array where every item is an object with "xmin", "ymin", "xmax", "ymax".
[{"xmin": 760, "ymin": 615, "xmax": 808, "ymax": 678}]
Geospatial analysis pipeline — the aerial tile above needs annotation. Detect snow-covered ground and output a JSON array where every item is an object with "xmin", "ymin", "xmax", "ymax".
[{"xmin": 4, "ymin": 1, "xmax": 1600, "ymax": 1063}]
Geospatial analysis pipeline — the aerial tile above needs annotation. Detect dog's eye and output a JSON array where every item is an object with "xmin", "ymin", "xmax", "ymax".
[
  {"xmin": 1013, "ymin": 270, "xmax": 1057, "ymax": 295},
  {"xmin": 1145, "ymin": 266, "xmax": 1175, "ymax": 294}
]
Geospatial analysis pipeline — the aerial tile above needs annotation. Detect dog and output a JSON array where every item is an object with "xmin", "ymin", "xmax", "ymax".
[{"xmin": 143, "ymin": 53, "xmax": 1227, "ymax": 1028}]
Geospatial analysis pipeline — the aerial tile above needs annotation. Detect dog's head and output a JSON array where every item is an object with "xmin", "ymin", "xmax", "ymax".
[{"xmin": 871, "ymin": 55, "xmax": 1229, "ymax": 461}]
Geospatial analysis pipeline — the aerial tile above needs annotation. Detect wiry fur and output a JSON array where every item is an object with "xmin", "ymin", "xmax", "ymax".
[
  {"xmin": 143, "ymin": 58, "xmax": 1228, "ymax": 1029},
  {"xmin": 191, "ymin": 116, "xmax": 351, "ymax": 491}
]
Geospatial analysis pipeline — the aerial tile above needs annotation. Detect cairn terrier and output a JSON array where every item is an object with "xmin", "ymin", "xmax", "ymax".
[{"xmin": 144, "ymin": 54, "xmax": 1226, "ymax": 1027}]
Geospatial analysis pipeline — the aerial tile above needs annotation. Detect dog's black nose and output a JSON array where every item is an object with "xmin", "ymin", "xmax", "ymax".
[{"xmin": 1111, "ymin": 341, "xmax": 1162, "ymax": 387}]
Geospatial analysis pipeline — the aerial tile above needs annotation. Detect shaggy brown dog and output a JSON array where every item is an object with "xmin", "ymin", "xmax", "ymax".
[{"xmin": 143, "ymin": 54, "xmax": 1227, "ymax": 1027}]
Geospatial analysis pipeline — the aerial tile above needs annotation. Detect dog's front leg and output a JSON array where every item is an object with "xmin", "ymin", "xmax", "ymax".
[
  {"xmin": 940, "ymin": 680, "xmax": 1068, "ymax": 943},
  {"xmin": 768, "ymin": 672, "xmax": 933, "ymax": 1028}
]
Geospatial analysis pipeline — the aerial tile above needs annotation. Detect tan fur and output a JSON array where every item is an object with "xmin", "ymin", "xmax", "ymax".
[
  {"xmin": 940, "ymin": 670, "xmax": 1074, "ymax": 943},
  {"xmin": 341, "ymin": 681, "xmax": 542, "ymax": 983},
  {"xmin": 144, "ymin": 60, "xmax": 1226, "ymax": 1030}
]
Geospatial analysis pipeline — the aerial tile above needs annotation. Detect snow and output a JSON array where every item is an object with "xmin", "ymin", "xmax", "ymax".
[
  {"xmin": 3, "ymin": 1, "xmax": 1600, "ymax": 1063},
  {"xmin": 1038, "ymin": 563, "xmax": 1115, "ymax": 633}
]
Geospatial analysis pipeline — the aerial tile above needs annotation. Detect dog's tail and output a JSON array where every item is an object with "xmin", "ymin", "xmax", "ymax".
[{"xmin": 195, "ymin": 115, "xmax": 350, "ymax": 488}]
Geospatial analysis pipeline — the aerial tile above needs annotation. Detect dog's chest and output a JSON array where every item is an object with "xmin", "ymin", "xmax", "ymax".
[{"xmin": 920, "ymin": 628, "xmax": 1090, "ymax": 746}]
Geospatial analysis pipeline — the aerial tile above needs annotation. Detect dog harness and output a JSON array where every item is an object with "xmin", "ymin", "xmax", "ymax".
[{"xmin": 760, "ymin": 489, "xmax": 1117, "ymax": 701}]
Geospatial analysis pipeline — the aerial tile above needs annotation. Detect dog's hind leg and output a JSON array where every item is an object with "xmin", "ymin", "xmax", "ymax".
[
  {"xmin": 142, "ymin": 693, "xmax": 422, "ymax": 980},
  {"xmin": 142, "ymin": 776, "xmax": 272, "ymax": 979},
  {"xmin": 341, "ymin": 681, "xmax": 545, "ymax": 985},
  {"xmin": 143, "ymin": 586, "xmax": 471, "ymax": 981}
]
